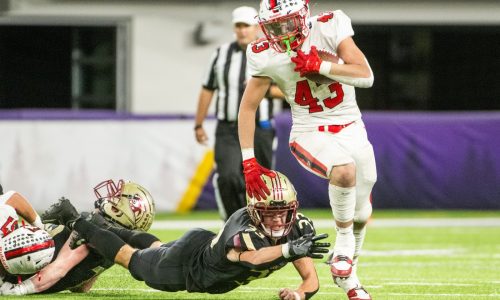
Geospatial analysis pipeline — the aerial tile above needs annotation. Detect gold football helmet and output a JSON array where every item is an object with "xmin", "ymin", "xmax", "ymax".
[
  {"xmin": 247, "ymin": 171, "xmax": 298, "ymax": 238},
  {"xmin": 94, "ymin": 179, "xmax": 155, "ymax": 231}
]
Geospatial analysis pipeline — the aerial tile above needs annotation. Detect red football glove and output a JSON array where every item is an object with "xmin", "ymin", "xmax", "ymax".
[
  {"xmin": 291, "ymin": 46, "xmax": 323, "ymax": 77},
  {"xmin": 242, "ymin": 158, "xmax": 276, "ymax": 201}
]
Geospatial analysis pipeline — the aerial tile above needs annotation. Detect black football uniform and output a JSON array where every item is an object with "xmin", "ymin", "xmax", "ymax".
[
  {"xmin": 4, "ymin": 224, "xmax": 113, "ymax": 293},
  {"xmin": 128, "ymin": 207, "xmax": 316, "ymax": 294}
]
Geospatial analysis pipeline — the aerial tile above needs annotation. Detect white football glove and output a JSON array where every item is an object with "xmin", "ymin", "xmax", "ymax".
[{"xmin": 0, "ymin": 281, "xmax": 30, "ymax": 295}]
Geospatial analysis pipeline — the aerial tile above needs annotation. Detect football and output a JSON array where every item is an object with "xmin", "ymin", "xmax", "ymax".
[{"xmin": 304, "ymin": 49, "xmax": 340, "ymax": 85}]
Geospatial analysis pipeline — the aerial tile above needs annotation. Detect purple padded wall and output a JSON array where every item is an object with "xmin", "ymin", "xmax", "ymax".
[{"xmin": 273, "ymin": 111, "xmax": 500, "ymax": 209}]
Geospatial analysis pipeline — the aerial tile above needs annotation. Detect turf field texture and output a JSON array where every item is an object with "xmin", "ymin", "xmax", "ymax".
[{"xmin": 7, "ymin": 210, "xmax": 500, "ymax": 300}]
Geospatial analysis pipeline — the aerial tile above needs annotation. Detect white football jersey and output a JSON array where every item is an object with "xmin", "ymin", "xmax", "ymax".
[
  {"xmin": 247, "ymin": 10, "xmax": 361, "ymax": 129},
  {"xmin": 0, "ymin": 194, "xmax": 19, "ymax": 238}
]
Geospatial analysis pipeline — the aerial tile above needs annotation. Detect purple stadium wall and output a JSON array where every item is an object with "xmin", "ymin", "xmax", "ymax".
[{"xmin": 197, "ymin": 111, "xmax": 500, "ymax": 210}]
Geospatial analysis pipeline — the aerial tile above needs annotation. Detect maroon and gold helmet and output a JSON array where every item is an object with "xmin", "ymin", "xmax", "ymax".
[
  {"xmin": 247, "ymin": 171, "xmax": 298, "ymax": 239},
  {"xmin": 94, "ymin": 179, "xmax": 155, "ymax": 231}
]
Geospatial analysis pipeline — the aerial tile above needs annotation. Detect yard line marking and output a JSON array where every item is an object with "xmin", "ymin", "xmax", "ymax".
[
  {"xmin": 151, "ymin": 218, "xmax": 500, "ymax": 230},
  {"xmin": 269, "ymin": 277, "xmax": 489, "ymax": 287},
  {"xmin": 385, "ymin": 282, "xmax": 476, "ymax": 286},
  {"xmin": 362, "ymin": 248, "xmax": 461, "ymax": 256},
  {"xmin": 387, "ymin": 292, "xmax": 499, "ymax": 297},
  {"xmin": 92, "ymin": 288, "xmax": 161, "ymax": 293},
  {"xmin": 91, "ymin": 288, "xmax": 499, "ymax": 297},
  {"xmin": 361, "ymin": 262, "xmax": 497, "ymax": 268}
]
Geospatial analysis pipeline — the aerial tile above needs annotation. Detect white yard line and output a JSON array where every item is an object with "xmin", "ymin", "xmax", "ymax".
[
  {"xmin": 362, "ymin": 248, "xmax": 462, "ymax": 256},
  {"xmin": 151, "ymin": 218, "xmax": 500, "ymax": 230},
  {"xmin": 386, "ymin": 293, "xmax": 499, "ymax": 297},
  {"xmin": 91, "ymin": 288, "xmax": 500, "ymax": 297},
  {"xmin": 384, "ymin": 282, "xmax": 476, "ymax": 286}
]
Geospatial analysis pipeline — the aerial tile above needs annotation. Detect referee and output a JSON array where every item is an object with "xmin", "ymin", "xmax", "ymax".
[{"xmin": 194, "ymin": 6, "xmax": 281, "ymax": 220}]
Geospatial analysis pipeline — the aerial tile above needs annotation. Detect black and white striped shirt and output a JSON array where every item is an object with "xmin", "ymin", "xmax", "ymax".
[{"xmin": 202, "ymin": 41, "xmax": 273, "ymax": 124}]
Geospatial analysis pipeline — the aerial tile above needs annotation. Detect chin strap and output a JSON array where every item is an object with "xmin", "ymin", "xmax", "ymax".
[
  {"xmin": 282, "ymin": 36, "xmax": 296, "ymax": 56},
  {"xmin": 283, "ymin": 39, "xmax": 292, "ymax": 56}
]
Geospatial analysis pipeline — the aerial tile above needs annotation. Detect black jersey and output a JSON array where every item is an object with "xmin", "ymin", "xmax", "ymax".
[
  {"xmin": 186, "ymin": 208, "xmax": 316, "ymax": 293},
  {"xmin": 4, "ymin": 224, "xmax": 113, "ymax": 293}
]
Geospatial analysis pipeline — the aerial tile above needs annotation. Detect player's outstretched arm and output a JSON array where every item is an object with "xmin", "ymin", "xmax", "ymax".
[
  {"xmin": 227, "ymin": 234, "xmax": 330, "ymax": 271},
  {"xmin": 228, "ymin": 244, "xmax": 283, "ymax": 269},
  {"xmin": 278, "ymin": 257, "xmax": 319, "ymax": 300},
  {"xmin": 0, "ymin": 237, "xmax": 89, "ymax": 295},
  {"xmin": 238, "ymin": 76, "xmax": 272, "ymax": 150},
  {"xmin": 239, "ymin": 76, "xmax": 276, "ymax": 200}
]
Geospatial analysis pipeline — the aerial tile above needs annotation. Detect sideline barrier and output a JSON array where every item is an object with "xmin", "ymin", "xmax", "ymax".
[
  {"xmin": 271, "ymin": 111, "xmax": 500, "ymax": 209},
  {"xmin": 2, "ymin": 110, "xmax": 499, "ymax": 210},
  {"xmin": 0, "ymin": 110, "xmax": 216, "ymax": 212}
]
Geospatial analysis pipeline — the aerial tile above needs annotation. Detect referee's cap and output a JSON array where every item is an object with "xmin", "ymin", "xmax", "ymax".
[{"xmin": 232, "ymin": 6, "xmax": 258, "ymax": 25}]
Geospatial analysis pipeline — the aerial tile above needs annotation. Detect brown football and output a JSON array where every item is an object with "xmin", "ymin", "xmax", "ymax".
[{"xmin": 304, "ymin": 49, "xmax": 339, "ymax": 85}]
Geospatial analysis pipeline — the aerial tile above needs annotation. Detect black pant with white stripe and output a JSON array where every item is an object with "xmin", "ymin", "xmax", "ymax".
[{"xmin": 214, "ymin": 121, "xmax": 274, "ymax": 220}]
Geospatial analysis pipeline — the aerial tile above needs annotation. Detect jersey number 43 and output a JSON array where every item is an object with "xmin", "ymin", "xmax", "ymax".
[{"xmin": 295, "ymin": 80, "xmax": 344, "ymax": 113}]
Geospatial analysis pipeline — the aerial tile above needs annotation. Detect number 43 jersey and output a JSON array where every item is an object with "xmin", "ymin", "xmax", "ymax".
[{"xmin": 247, "ymin": 10, "xmax": 361, "ymax": 128}]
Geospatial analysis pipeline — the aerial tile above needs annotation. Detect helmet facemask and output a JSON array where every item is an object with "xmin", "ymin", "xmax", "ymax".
[
  {"xmin": 259, "ymin": 1, "xmax": 310, "ymax": 55},
  {"xmin": 247, "ymin": 171, "xmax": 299, "ymax": 239},
  {"xmin": 252, "ymin": 200, "xmax": 298, "ymax": 239}
]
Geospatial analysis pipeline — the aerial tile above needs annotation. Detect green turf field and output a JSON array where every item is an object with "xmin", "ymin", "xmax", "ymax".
[{"xmin": 6, "ymin": 210, "xmax": 500, "ymax": 300}]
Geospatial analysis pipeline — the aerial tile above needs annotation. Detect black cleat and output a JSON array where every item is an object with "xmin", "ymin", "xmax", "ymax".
[{"xmin": 41, "ymin": 197, "xmax": 79, "ymax": 229}]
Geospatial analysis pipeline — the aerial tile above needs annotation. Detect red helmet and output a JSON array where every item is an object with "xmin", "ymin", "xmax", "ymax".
[
  {"xmin": 0, "ymin": 225, "xmax": 55, "ymax": 274},
  {"xmin": 258, "ymin": 0, "xmax": 310, "ymax": 54}
]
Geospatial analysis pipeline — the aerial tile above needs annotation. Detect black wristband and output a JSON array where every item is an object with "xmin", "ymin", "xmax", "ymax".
[{"xmin": 194, "ymin": 124, "xmax": 202, "ymax": 130}]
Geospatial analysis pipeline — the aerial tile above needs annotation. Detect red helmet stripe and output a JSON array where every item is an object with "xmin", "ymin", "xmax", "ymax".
[
  {"xmin": 269, "ymin": 0, "xmax": 277, "ymax": 9},
  {"xmin": 270, "ymin": 172, "xmax": 277, "ymax": 200},
  {"xmin": 276, "ymin": 173, "xmax": 283, "ymax": 200},
  {"xmin": 4, "ymin": 240, "xmax": 55, "ymax": 260},
  {"xmin": 271, "ymin": 176, "xmax": 277, "ymax": 200}
]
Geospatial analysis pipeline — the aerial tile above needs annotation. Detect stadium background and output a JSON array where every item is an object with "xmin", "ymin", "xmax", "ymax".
[
  {"xmin": 0, "ymin": 1, "xmax": 499, "ymax": 299},
  {"xmin": 0, "ymin": 0, "xmax": 499, "ymax": 211}
]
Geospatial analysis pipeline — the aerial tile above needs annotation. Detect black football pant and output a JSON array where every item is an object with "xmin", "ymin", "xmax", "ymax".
[
  {"xmin": 128, "ymin": 228, "xmax": 215, "ymax": 292},
  {"xmin": 214, "ymin": 121, "xmax": 274, "ymax": 220}
]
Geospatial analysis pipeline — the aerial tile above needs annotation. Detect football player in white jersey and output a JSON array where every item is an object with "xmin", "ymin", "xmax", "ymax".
[
  {"xmin": 0, "ymin": 187, "xmax": 45, "ymax": 238},
  {"xmin": 0, "ymin": 186, "xmax": 55, "ymax": 286},
  {"xmin": 238, "ymin": 1, "xmax": 376, "ymax": 299}
]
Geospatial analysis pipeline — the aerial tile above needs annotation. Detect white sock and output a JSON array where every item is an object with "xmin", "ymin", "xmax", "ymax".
[
  {"xmin": 335, "ymin": 273, "xmax": 361, "ymax": 292},
  {"xmin": 333, "ymin": 226, "xmax": 368, "ymax": 293},
  {"xmin": 354, "ymin": 225, "xmax": 367, "ymax": 259},
  {"xmin": 334, "ymin": 224, "xmax": 355, "ymax": 258}
]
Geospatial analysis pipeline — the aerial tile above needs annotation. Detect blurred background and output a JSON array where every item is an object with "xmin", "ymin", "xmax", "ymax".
[{"xmin": 0, "ymin": 0, "xmax": 499, "ymax": 213}]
